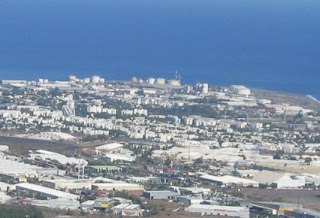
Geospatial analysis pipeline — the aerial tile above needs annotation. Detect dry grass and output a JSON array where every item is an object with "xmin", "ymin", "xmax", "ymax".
[
  {"xmin": 242, "ymin": 188, "xmax": 320, "ymax": 211},
  {"xmin": 253, "ymin": 89, "xmax": 320, "ymax": 111},
  {"xmin": 0, "ymin": 136, "xmax": 76, "ymax": 156},
  {"xmin": 259, "ymin": 161, "xmax": 320, "ymax": 175}
]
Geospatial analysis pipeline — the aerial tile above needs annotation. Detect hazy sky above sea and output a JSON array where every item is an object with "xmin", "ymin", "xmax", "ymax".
[{"xmin": 0, "ymin": 0, "xmax": 320, "ymax": 94}]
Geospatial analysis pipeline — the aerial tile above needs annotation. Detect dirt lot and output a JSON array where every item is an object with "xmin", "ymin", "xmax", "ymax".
[
  {"xmin": 242, "ymin": 188, "xmax": 320, "ymax": 211},
  {"xmin": 0, "ymin": 136, "xmax": 76, "ymax": 155}
]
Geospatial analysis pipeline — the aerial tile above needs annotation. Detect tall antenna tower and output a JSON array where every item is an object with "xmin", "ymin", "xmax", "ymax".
[{"xmin": 175, "ymin": 70, "xmax": 181, "ymax": 82}]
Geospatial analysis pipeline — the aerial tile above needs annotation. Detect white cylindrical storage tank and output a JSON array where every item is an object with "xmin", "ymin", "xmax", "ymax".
[
  {"xmin": 91, "ymin": 75, "xmax": 101, "ymax": 83},
  {"xmin": 156, "ymin": 77, "xmax": 166, "ymax": 85},
  {"xmin": 138, "ymin": 78, "xmax": 144, "ymax": 83},
  {"xmin": 69, "ymin": 75, "xmax": 77, "ymax": 81},
  {"xmin": 83, "ymin": 78, "xmax": 91, "ymax": 84},
  {"xmin": 38, "ymin": 79, "xmax": 44, "ymax": 83},
  {"xmin": 148, "ymin": 77, "xmax": 156, "ymax": 85},
  {"xmin": 168, "ymin": 79, "xmax": 181, "ymax": 86},
  {"xmin": 99, "ymin": 78, "xmax": 105, "ymax": 84},
  {"xmin": 132, "ymin": 77, "xmax": 138, "ymax": 83},
  {"xmin": 238, "ymin": 89, "xmax": 251, "ymax": 96},
  {"xmin": 202, "ymin": 83, "xmax": 209, "ymax": 94}
]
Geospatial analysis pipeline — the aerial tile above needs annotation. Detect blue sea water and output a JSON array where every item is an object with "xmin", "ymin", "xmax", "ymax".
[{"xmin": 0, "ymin": 0, "xmax": 319, "ymax": 98}]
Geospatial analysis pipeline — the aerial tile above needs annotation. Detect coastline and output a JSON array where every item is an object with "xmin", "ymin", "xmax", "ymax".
[
  {"xmin": 307, "ymin": 95, "xmax": 320, "ymax": 104},
  {"xmin": 1, "ymin": 75, "xmax": 320, "ymax": 110},
  {"xmin": 252, "ymin": 88, "xmax": 320, "ymax": 111}
]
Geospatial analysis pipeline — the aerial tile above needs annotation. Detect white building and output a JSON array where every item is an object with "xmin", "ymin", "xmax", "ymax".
[
  {"xmin": 102, "ymin": 152, "xmax": 136, "ymax": 163},
  {"xmin": 28, "ymin": 150, "xmax": 88, "ymax": 166},
  {"xmin": 185, "ymin": 205, "xmax": 249, "ymax": 218},
  {"xmin": 31, "ymin": 199, "xmax": 80, "ymax": 210},
  {"xmin": 231, "ymin": 85, "xmax": 251, "ymax": 97},
  {"xmin": 0, "ymin": 191, "xmax": 12, "ymax": 204},
  {"xmin": 42, "ymin": 179, "xmax": 93, "ymax": 190},
  {"xmin": 273, "ymin": 174, "xmax": 305, "ymax": 189},
  {"xmin": 156, "ymin": 78, "xmax": 166, "ymax": 85},
  {"xmin": 16, "ymin": 183, "xmax": 79, "ymax": 200},
  {"xmin": 200, "ymin": 174, "xmax": 259, "ymax": 187},
  {"xmin": 253, "ymin": 171, "xmax": 305, "ymax": 189},
  {"xmin": 95, "ymin": 142, "xmax": 124, "ymax": 153},
  {"xmin": 113, "ymin": 204, "xmax": 144, "ymax": 216},
  {"xmin": 202, "ymin": 83, "xmax": 209, "ymax": 94},
  {"xmin": 92, "ymin": 183, "xmax": 143, "ymax": 191},
  {"xmin": 31, "ymin": 132, "xmax": 77, "ymax": 142}
]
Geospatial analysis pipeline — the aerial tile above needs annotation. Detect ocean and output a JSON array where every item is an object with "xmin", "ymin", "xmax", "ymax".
[{"xmin": 0, "ymin": 0, "xmax": 319, "ymax": 99}]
